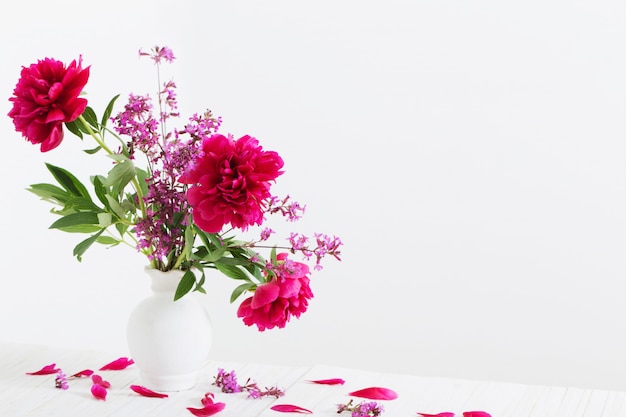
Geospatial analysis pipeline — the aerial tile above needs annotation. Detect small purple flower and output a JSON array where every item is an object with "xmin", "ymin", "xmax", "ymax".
[{"xmin": 55, "ymin": 370, "xmax": 69, "ymax": 390}]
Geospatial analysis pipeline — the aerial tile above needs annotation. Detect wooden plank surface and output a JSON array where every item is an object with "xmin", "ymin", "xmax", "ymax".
[{"xmin": 1, "ymin": 341, "xmax": 624, "ymax": 417}]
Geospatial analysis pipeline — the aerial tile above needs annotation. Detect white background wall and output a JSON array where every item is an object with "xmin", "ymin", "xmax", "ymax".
[{"xmin": 1, "ymin": 0, "xmax": 626, "ymax": 392}]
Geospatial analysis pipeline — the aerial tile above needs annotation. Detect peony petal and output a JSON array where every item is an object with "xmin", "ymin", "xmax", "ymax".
[
  {"xmin": 186, "ymin": 402, "xmax": 226, "ymax": 416},
  {"xmin": 70, "ymin": 369, "xmax": 94, "ymax": 378},
  {"xmin": 463, "ymin": 412, "xmax": 491, "ymax": 417},
  {"xmin": 130, "ymin": 384, "xmax": 169, "ymax": 398},
  {"xmin": 271, "ymin": 404, "xmax": 313, "ymax": 414},
  {"xmin": 26, "ymin": 363, "xmax": 60, "ymax": 375},
  {"xmin": 91, "ymin": 383, "xmax": 107, "ymax": 400},
  {"xmin": 417, "ymin": 413, "xmax": 455, "ymax": 417},
  {"xmin": 348, "ymin": 386, "xmax": 398, "ymax": 400},
  {"xmin": 91, "ymin": 374, "xmax": 111, "ymax": 388},
  {"xmin": 99, "ymin": 357, "xmax": 134, "ymax": 370},
  {"xmin": 307, "ymin": 378, "xmax": 345, "ymax": 385}
]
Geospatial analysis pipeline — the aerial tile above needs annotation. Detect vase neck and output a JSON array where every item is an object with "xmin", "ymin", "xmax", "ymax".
[{"xmin": 145, "ymin": 268, "xmax": 185, "ymax": 293}]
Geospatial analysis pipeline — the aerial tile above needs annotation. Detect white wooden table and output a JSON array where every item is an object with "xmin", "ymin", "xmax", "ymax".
[{"xmin": 1, "ymin": 341, "xmax": 624, "ymax": 416}]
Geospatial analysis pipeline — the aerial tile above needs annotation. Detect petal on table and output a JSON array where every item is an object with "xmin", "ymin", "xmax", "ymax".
[
  {"xmin": 70, "ymin": 369, "xmax": 94, "ymax": 378},
  {"xmin": 26, "ymin": 363, "xmax": 60, "ymax": 375},
  {"xmin": 270, "ymin": 404, "xmax": 313, "ymax": 414},
  {"xmin": 307, "ymin": 378, "xmax": 345, "ymax": 385},
  {"xmin": 130, "ymin": 384, "xmax": 169, "ymax": 398},
  {"xmin": 99, "ymin": 357, "xmax": 134, "ymax": 370},
  {"xmin": 186, "ymin": 402, "xmax": 226, "ymax": 416},
  {"xmin": 91, "ymin": 374, "xmax": 111, "ymax": 388},
  {"xmin": 417, "ymin": 413, "xmax": 455, "ymax": 417},
  {"xmin": 348, "ymin": 386, "xmax": 398, "ymax": 400},
  {"xmin": 463, "ymin": 412, "xmax": 491, "ymax": 417},
  {"xmin": 91, "ymin": 383, "xmax": 107, "ymax": 400}
]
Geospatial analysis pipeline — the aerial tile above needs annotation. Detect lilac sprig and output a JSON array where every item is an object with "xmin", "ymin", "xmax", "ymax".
[
  {"xmin": 213, "ymin": 368, "xmax": 285, "ymax": 399},
  {"xmin": 337, "ymin": 399, "xmax": 384, "ymax": 416},
  {"xmin": 55, "ymin": 370, "xmax": 69, "ymax": 390}
]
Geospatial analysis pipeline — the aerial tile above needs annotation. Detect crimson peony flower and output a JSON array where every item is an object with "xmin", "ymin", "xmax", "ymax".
[
  {"xmin": 180, "ymin": 133, "xmax": 284, "ymax": 233},
  {"xmin": 237, "ymin": 253, "xmax": 313, "ymax": 331},
  {"xmin": 8, "ymin": 57, "xmax": 89, "ymax": 152}
]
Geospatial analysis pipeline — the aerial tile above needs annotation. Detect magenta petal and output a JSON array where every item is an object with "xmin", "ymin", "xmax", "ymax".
[
  {"xmin": 99, "ymin": 357, "xmax": 134, "ymax": 370},
  {"xmin": 130, "ymin": 384, "xmax": 169, "ymax": 398},
  {"xmin": 91, "ymin": 384, "xmax": 107, "ymax": 400},
  {"xmin": 417, "ymin": 413, "xmax": 455, "ymax": 417},
  {"xmin": 463, "ymin": 412, "xmax": 491, "ymax": 417},
  {"xmin": 348, "ymin": 386, "xmax": 398, "ymax": 400},
  {"xmin": 91, "ymin": 374, "xmax": 111, "ymax": 388},
  {"xmin": 308, "ymin": 378, "xmax": 345, "ymax": 385},
  {"xmin": 186, "ymin": 402, "xmax": 226, "ymax": 416},
  {"xmin": 271, "ymin": 404, "xmax": 313, "ymax": 414},
  {"xmin": 70, "ymin": 369, "xmax": 94, "ymax": 378},
  {"xmin": 26, "ymin": 363, "xmax": 60, "ymax": 375}
]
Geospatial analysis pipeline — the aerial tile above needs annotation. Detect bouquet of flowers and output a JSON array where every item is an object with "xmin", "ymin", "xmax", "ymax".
[{"xmin": 7, "ymin": 45, "xmax": 342, "ymax": 331}]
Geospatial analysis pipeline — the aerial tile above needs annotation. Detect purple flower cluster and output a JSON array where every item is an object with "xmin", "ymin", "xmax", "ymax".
[
  {"xmin": 213, "ymin": 368, "xmax": 284, "ymax": 399},
  {"xmin": 337, "ymin": 399, "xmax": 384, "ymax": 417}
]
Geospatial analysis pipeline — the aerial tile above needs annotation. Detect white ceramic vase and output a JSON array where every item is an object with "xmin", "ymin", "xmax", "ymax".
[{"xmin": 126, "ymin": 267, "xmax": 212, "ymax": 391}]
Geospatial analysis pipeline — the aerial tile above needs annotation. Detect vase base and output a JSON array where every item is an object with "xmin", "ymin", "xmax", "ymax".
[{"xmin": 138, "ymin": 370, "xmax": 199, "ymax": 392}]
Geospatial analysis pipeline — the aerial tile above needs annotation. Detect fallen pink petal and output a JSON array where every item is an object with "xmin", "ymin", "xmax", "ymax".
[
  {"xmin": 348, "ymin": 386, "xmax": 398, "ymax": 400},
  {"xmin": 91, "ymin": 383, "xmax": 107, "ymax": 400},
  {"xmin": 99, "ymin": 357, "xmax": 134, "ymax": 370},
  {"xmin": 130, "ymin": 384, "xmax": 169, "ymax": 398},
  {"xmin": 201, "ymin": 392, "xmax": 215, "ymax": 406},
  {"xmin": 91, "ymin": 374, "xmax": 111, "ymax": 388},
  {"xmin": 270, "ymin": 404, "xmax": 313, "ymax": 414},
  {"xmin": 308, "ymin": 378, "xmax": 345, "ymax": 385},
  {"xmin": 186, "ymin": 402, "xmax": 226, "ymax": 416},
  {"xmin": 463, "ymin": 412, "xmax": 491, "ymax": 417},
  {"xmin": 70, "ymin": 369, "xmax": 94, "ymax": 378},
  {"xmin": 417, "ymin": 413, "xmax": 455, "ymax": 417},
  {"xmin": 26, "ymin": 363, "xmax": 60, "ymax": 375}
]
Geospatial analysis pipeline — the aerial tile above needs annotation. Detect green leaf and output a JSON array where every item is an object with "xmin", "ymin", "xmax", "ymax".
[
  {"xmin": 174, "ymin": 270, "xmax": 196, "ymax": 301},
  {"xmin": 215, "ymin": 263, "xmax": 251, "ymax": 281},
  {"xmin": 104, "ymin": 160, "xmax": 136, "ymax": 193},
  {"xmin": 27, "ymin": 183, "xmax": 71, "ymax": 205},
  {"xmin": 82, "ymin": 106, "xmax": 99, "ymax": 129},
  {"xmin": 64, "ymin": 120, "xmax": 83, "ymax": 139},
  {"xmin": 64, "ymin": 196, "xmax": 101, "ymax": 212},
  {"xmin": 96, "ymin": 236, "xmax": 120, "ymax": 245},
  {"xmin": 92, "ymin": 175, "xmax": 109, "ymax": 207},
  {"xmin": 194, "ymin": 272, "xmax": 206, "ymax": 294},
  {"xmin": 230, "ymin": 282, "xmax": 256, "ymax": 303},
  {"xmin": 83, "ymin": 146, "xmax": 102, "ymax": 155},
  {"xmin": 57, "ymin": 224, "xmax": 103, "ymax": 233},
  {"xmin": 101, "ymin": 94, "xmax": 120, "ymax": 128},
  {"xmin": 97, "ymin": 212, "xmax": 113, "ymax": 227},
  {"xmin": 49, "ymin": 212, "xmax": 100, "ymax": 230},
  {"xmin": 105, "ymin": 195, "xmax": 126, "ymax": 219},
  {"xmin": 73, "ymin": 229, "xmax": 104, "ymax": 261},
  {"xmin": 45, "ymin": 163, "xmax": 91, "ymax": 198}
]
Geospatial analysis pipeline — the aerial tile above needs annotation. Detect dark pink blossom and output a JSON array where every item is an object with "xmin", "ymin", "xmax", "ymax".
[
  {"xmin": 237, "ymin": 253, "xmax": 313, "ymax": 331},
  {"xmin": 180, "ymin": 133, "xmax": 284, "ymax": 233},
  {"xmin": 8, "ymin": 57, "xmax": 89, "ymax": 152}
]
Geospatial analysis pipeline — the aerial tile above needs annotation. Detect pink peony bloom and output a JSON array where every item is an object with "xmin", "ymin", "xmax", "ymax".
[
  {"xmin": 237, "ymin": 253, "xmax": 313, "ymax": 331},
  {"xmin": 8, "ymin": 57, "xmax": 89, "ymax": 152},
  {"xmin": 180, "ymin": 133, "xmax": 284, "ymax": 233}
]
